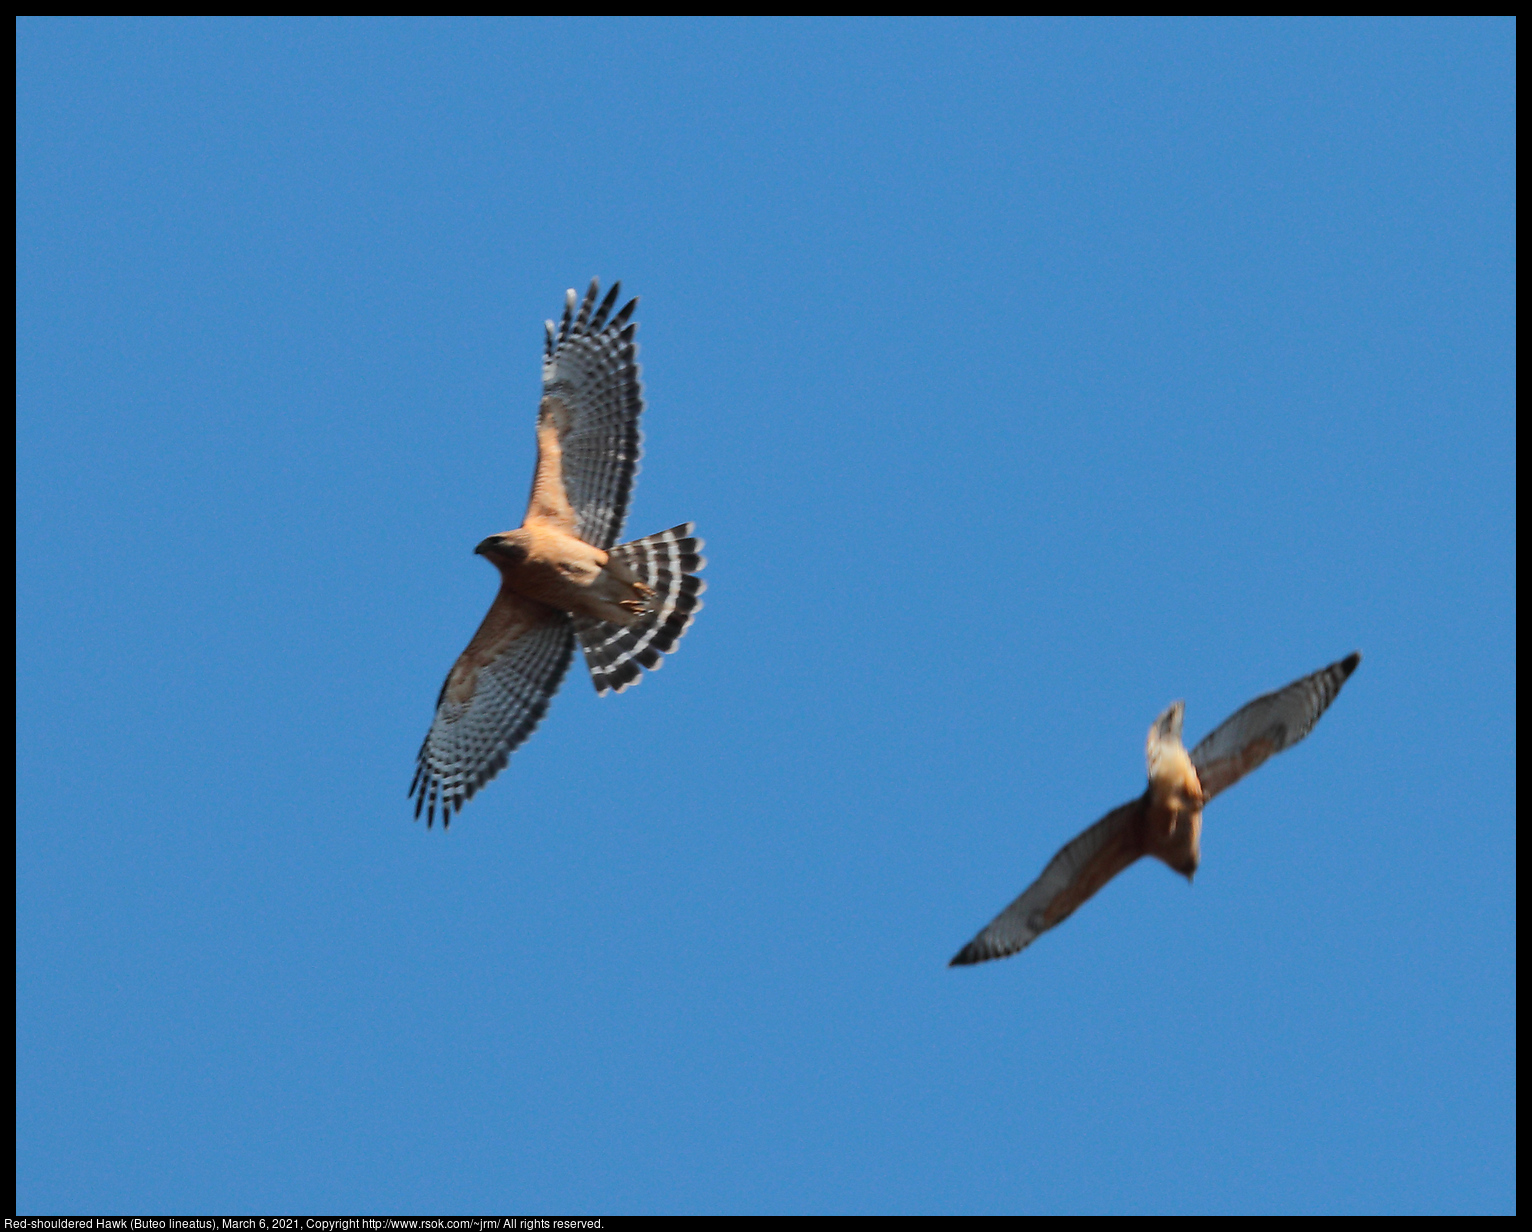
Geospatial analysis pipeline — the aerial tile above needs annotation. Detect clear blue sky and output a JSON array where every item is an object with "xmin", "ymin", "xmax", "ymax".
[{"xmin": 16, "ymin": 18, "xmax": 1514, "ymax": 1215}]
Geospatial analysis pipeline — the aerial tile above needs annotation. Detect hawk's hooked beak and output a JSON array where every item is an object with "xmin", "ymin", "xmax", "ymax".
[{"xmin": 474, "ymin": 537, "xmax": 499, "ymax": 556}]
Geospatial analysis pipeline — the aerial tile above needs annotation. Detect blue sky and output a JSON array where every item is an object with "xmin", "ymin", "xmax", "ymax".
[{"xmin": 16, "ymin": 17, "xmax": 1514, "ymax": 1214}]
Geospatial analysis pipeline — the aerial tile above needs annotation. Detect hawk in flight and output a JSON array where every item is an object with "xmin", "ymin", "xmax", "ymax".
[
  {"xmin": 950, "ymin": 653, "xmax": 1361, "ymax": 965},
  {"xmin": 411, "ymin": 280, "xmax": 706, "ymax": 828}
]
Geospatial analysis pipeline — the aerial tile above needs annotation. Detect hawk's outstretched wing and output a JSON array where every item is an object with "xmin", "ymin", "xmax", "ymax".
[
  {"xmin": 533, "ymin": 278, "xmax": 644, "ymax": 550},
  {"xmin": 950, "ymin": 797, "xmax": 1148, "ymax": 966},
  {"xmin": 1189, "ymin": 652, "xmax": 1361, "ymax": 802},
  {"xmin": 410, "ymin": 591, "xmax": 576, "ymax": 828}
]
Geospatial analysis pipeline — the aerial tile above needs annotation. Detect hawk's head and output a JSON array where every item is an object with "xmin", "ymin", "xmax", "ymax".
[
  {"xmin": 474, "ymin": 535, "xmax": 528, "ymax": 566},
  {"xmin": 1146, "ymin": 701, "xmax": 1206, "ymax": 810}
]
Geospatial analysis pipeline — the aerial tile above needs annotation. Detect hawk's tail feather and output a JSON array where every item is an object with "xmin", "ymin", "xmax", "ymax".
[{"xmin": 575, "ymin": 523, "xmax": 706, "ymax": 696}]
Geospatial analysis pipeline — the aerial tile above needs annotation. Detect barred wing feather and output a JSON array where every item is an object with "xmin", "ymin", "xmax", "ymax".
[
  {"xmin": 541, "ymin": 279, "xmax": 644, "ymax": 550},
  {"xmin": 1189, "ymin": 652, "xmax": 1361, "ymax": 802},
  {"xmin": 411, "ymin": 603, "xmax": 576, "ymax": 828},
  {"xmin": 950, "ymin": 797, "xmax": 1147, "ymax": 966}
]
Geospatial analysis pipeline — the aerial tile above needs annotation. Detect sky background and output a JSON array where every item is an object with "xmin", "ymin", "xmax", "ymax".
[{"xmin": 16, "ymin": 17, "xmax": 1515, "ymax": 1215}]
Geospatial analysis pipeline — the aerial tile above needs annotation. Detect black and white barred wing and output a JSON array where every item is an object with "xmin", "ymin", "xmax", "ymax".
[
  {"xmin": 1189, "ymin": 652, "xmax": 1361, "ymax": 803},
  {"xmin": 573, "ymin": 523, "xmax": 706, "ymax": 696},
  {"xmin": 411, "ymin": 599, "xmax": 576, "ymax": 828},
  {"xmin": 950, "ymin": 797, "xmax": 1147, "ymax": 966},
  {"xmin": 541, "ymin": 278, "xmax": 644, "ymax": 550}
]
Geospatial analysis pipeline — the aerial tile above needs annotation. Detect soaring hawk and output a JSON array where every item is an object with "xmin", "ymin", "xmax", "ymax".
[
  {"xmin": 411, "ymin": 280, "xmax": 706, "ymax": 827},
  {"xmin": 950, "ymin": 653, "xmax": 1361, "ymax": 965}
]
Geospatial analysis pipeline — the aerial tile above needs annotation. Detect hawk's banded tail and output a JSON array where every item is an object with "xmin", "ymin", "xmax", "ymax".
[{"xmin": 574, "ymin": 523, "xmax": 706, "ymax": 695}]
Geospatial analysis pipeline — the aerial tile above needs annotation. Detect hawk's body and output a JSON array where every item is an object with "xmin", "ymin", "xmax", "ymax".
[
  {"xmin": 950, "ymin": 653, "xmax": 1360, "ymax": 965},
  {"xmin": 412, "ymin": 280, "xmax": 705, "ymax": 828}
]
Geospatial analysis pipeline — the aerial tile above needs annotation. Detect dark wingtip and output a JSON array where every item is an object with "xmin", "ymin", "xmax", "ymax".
[
  {"xmin": 949, "ymin": 944, "xmax": 981, "ymax": 967},
  {"xmin": 611, "ymin": 297, "xmax": 638, "ymax": 330},
  {"xmin": 591, "ymin": 281, "xmax": 621, "ymax": 330},
  {"xmin": 1341, "ymin": 651, "xmax": 1362, "ymax": 676}
]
